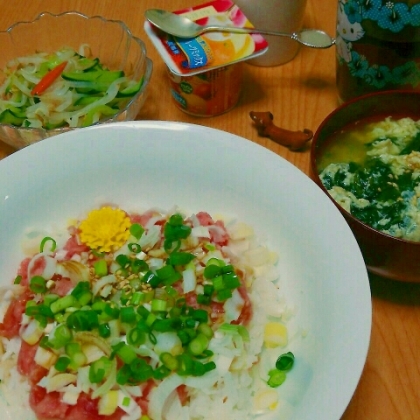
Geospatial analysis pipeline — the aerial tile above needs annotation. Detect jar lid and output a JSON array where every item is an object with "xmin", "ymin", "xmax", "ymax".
[{"xmin": 144, "ymin": 0, "xmax": 269, "ymax": 76}]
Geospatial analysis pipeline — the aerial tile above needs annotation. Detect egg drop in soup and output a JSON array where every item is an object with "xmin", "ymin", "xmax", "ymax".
[{"xmin": 318, "ymin": 115, "xmax": 420, "ymax": 242}]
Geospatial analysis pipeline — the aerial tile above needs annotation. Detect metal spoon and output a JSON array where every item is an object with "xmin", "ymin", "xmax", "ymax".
[{"xmin": 145, "ymin": 9, "xmax": 335, "ymax": 49}]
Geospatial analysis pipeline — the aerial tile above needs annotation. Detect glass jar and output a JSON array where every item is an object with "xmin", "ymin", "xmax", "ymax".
[{"xmin": 336, "ymin": 0, "xmax": 420, "ymax": 103}]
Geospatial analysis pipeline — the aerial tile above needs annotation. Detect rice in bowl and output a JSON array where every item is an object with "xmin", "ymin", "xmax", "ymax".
[{"xmin": 0, "ymin": 205, "xmax": 298, "ymax": 420}]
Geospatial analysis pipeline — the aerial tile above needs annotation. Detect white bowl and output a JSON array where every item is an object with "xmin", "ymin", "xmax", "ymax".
[{"xmin": 0, "ymin": 121, "xmax": 371, "ymax": 420}]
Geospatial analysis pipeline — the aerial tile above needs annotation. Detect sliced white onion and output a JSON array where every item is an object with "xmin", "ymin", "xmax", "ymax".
[
  {"xmin": 1, "ymin": 93, "xmax": 28, "ymax": 108},
  {"xmin": 34, "ymin": 346, "xmax": 58, "ymax": 369},
  {"xmin": 145, "ymin": 215, "xmax": 165, "ymax": 229},
  {"xmin": 182, "ymin": 268, "xmax": 196, "ymax": 294},
  {"xmin": 118, "ymin": 390, "xmax": 138, "ymax": 415},
  {"xmin": 91, "ymin": 358, "xmax": 117, "ymax": 399},
  {"xmin": 20, "ymin": 318, "xmax": 44, "ymax": 345},
  {"xmin": 26, "ymin": 101, "xmax": 51, "ymax": 121},
  {"xmin": 57, "ymin": 47, "xmax": 78, "ymax": 62},
  {"xmin": 27, "ymin": 253, "xmax": 57, "ymax": 281},
  {"xmin": 162, "ymin": 390, "xmax": 190, "ymax": 420},
  {"xmin": 183, "ymin": 369, "xmax": 219, "ymax": 389},
  {"xmin": 11, "ymin": 76, "xmax": 31, "ymax": 97},
  {"xmin": 121, "ymin": 385, "xmax": 142, "ymax": 398},
  {"xmin": 147, "ymin": 258, "xmax": 164, "ymax": 270},
  {"xmin": 154, "ymin": 332, "xmax": 183, "ymax": 356},
  {"xmin": 92, "ymin": 274, "xmax": 116, "ymax": 295},
  {"xmin": 69, "ymin": 76, "xmax": 125, "ymax": 119},
  {"xmin": 190, "ymin": 213, "xmax": 200, "ymax": 227},
  {"xmin": 228, "ymin": 222, "xmax": 255, "ymax": 240},
  {"xmin": 56, "ymin": 260, "xmax": 89, "ymax": 284},
  {"xmin": 20, "ymin": 67, "xmax": 40, "ymax": 83},
  {"xmin": 16, "ymin": 54, "xmax": 48, "ymax": 66},
  {"xmin": 76, "ymin": 366, "xmax": 92, "ymax": 394},
  {"xmin": 26, "ymin": 118, "xmax": 43, "ymax": 128},
  {"xmin": 139, "ymin": 225, "xmax": 161, "ymax": 249},
  {"xmin": 39, "ymin": 373, "xmax": 77, "ymax": 393},
  {"xmin": 243, "ymin": 245, "xmax": 271, "ymax": 267},
  {"xmin": 223, "ymin": 288, "xmax": 244, "ymax": 323},
  {"xmin": 61, "ymin": 386, "xmax": 81, "ymax": 405},
  {"xmin": 148, "ymin": 374, "xmax": 185, "ymax": 420},
  {"xmin": 191, "ymin": 225, "xmax": 210, "ymax": 239}
]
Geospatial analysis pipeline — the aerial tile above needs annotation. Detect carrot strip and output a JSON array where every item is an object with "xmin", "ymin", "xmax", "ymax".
[{"xmin": 31, "ymin": 61, "xmax": 68, "ymax": 96}]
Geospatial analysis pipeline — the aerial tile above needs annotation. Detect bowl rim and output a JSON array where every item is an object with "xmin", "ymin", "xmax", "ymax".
[
  {"xmin": 311, "ymin": 89, "xmax": 420, "ymax": 247},
  {"xmin": 0, "ymin": 10, "xmax": 153, "ymax": 133}
]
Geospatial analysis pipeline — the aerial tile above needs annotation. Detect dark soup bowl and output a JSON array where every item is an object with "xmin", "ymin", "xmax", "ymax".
[{"xmin": 311, "ymin": 91, "xmax": 420, "ymax": 282}]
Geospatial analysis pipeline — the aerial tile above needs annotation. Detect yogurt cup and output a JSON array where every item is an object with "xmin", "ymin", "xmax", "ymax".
[
  {"xmin": 167, "ymin": 64, "xmax": 243, "ymax": 117},
  {"xmin": 144, "ymin": 0, "xmax": 268, "ymax": 77},
  {"xmin": 145, "ymin": 0, "xmax": 268, "ymax": 116}
]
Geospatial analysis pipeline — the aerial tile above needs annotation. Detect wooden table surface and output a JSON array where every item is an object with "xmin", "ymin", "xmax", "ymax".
[{"xmin": 1, "ymin": 1, "xmax": 420, "ymax": 419}]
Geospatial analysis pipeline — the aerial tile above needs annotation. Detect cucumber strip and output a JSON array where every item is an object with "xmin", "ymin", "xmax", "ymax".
[
  {"xmin": 0, "ymin": 109, "xmax": 24, "ymax": 126},
  {"xmin": 7, "ymin": 106, "xmax": 26, "ymax": 119},
  {"xmin": 82, "ymin": 104, "xmax": 119, "ymax": 127},
  {"xmin": 76, "ymin": 57, "xmax": 99, "ymax": 71},
  {"xmin": 44, "ymin": 120, "xmax": 67, "ymax": 130},
  {"xmin": 116, "ymin": 78, "xmax": 144, "ymax": 98},
  {"xmin": 96, "ymin": 71, "xmax": 125, "ymax": 84},
  {"xmin": 62, "ymin": 70, "xmax": 124, "ymax": 83},
  {"xmin": 74, "ymin": 96, "xmax": 102, "ymax": 106}
]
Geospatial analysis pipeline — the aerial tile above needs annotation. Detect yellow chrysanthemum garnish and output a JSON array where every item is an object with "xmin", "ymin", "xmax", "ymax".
[{"xmin": 79, "ymin": 207, "xmax": 131, "ymax": 253}]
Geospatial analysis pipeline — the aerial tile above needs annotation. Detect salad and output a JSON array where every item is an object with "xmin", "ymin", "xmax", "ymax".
[
  {"xmin": 0, "ymin": 46, "xmax": 144, "ymax": 129},
  {"xmin": 0, "ymin": 206, "xmax": 295, "ymax": 420}
]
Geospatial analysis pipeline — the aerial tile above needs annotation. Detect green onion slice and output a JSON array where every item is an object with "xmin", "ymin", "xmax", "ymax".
[
  {"xmin": 40, "ymin": 236, "xmax": 57, "ymax": 253},
  {"xmin": 130, "ymin": 223, "xmax": 144, "ymax": 240},
  {"xmin": 89, "ymin": 356, "xmax": 112, "ymax": 383},
  {"xmin": 275, "ymin": 351, "xmax": 295, "ymax": 371},
  {"xmin": 168, "ymin": 251, "xmax": 196, "ymax": 265},
  {"xmin": 29, "ymin": 276, "xmax": 47, "ymax": 294},
  {"xmin": 267, "ymin": 369, "xmax": 287, "ymax": 388},
  {"xmin": 128, "ymin": 243, "xmax": 141, "ymax": 253},
  {"xmin": 55, "ymin": 356, "xmax": 71, "ymax": 372},
  {"xmin": 93, "ymin": 259, "xmax": 108, "ymax": 277},
  {"xmin": 127, "ymin": 327, "xmax": 146, "ymax": 345}
]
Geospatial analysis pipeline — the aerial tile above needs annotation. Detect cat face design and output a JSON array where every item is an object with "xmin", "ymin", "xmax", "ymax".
[{"xmin": 337, "ymin": 2, "xmax": 364, "ymax": 42}]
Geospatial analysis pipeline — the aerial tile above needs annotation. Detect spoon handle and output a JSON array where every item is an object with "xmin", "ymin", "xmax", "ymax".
[
  {"xmin": 202, "ymin": 25, "xmax": 291, "ymax": 38},
  {"xmin": 201, "ymin": 26, "xmax": 334, "ymax": 49}
]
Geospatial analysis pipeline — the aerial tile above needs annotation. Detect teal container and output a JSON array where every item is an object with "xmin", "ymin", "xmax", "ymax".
[{"xmin": 336, "ymin": 0, "xmax": 420, "ymax": 102}]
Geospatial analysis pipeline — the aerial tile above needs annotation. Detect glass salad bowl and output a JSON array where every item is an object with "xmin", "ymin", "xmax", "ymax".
[{"xmin": 0, "ymin": 11, "xmax": 152, "ymax": 149}]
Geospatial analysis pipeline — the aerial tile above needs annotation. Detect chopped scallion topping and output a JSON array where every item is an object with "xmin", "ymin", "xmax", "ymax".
[
  {"xmin": 267, "ymin": 369, "xmax": 287, "ymax": 388},
  {"xmin": 130, "ymin": 223, "xmax": 144, "ymax": 240},
  {"xmin": 40, "ymin": 236, "xmax": 57, "ymax": 253},
  {"xmin": 55, "ymin": 356, "xmax": 71, "ymax": 372},
  {"xmin": 128, "ymin": 243, "xmax": 141, "ymax": 253},
  {"xmin": 93, "ymin": 259, "xmax": 108, "ymax": 277},
  {"xmin": 275, "ymin": 351, "xmax": 295, "ymax": 371},
  {"xmin": 29, "ymin": 276, "xmax": 47, "ymax": 294}
]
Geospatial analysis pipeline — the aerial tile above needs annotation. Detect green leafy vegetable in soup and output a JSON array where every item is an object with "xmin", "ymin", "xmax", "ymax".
[{"xmin": 319, "ymin": 116, "xmax": 420, "ymax": 242}]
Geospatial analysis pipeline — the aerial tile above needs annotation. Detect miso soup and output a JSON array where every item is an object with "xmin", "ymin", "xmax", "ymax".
[{"xmin": 318, "ymin": 116, "xmax": 420, "ymax": 242}]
